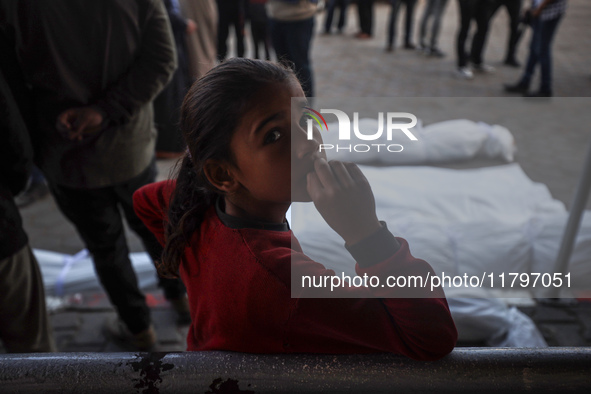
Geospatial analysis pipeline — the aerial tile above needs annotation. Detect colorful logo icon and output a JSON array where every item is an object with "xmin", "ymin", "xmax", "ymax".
[{"xmin": 303, "ymin": 107, "xmax": 328, "ymax": 132}]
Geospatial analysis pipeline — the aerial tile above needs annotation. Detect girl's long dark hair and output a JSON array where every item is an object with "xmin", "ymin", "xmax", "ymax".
[{"xmin": 160, "ymin": 58, "xmax": 296, "ymax": 277}]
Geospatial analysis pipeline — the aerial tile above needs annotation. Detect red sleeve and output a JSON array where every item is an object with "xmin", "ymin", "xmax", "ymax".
[
  {"xmin": 133, "ymin": 179, "xmax": 176, "ymax": 246},
  {"xmin": 287, "ymin": 238, "xmax": 458, "ymax": 361}
]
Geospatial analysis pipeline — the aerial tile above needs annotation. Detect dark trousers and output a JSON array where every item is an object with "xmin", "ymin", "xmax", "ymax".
[
  {"xmin": 269, "ymin": 17, "xmax": 315, "ymax": 97},
  {"xmin": 49, "ymin": 162, "xmax": 185, "ymax": 334},
  {"xmin": 324, "ymin": 0, "xmax": 350, "ymax": 33},
  {"xmin": 520, "ymin": 15, "xmax": 563, "ymax": 94},
  {"xmin": 456, "ymin": 0, "xmax": 494, "ymax": 68},
  {"xmin": 489, "ymin": 0, "xmax": 523, "ymax": 62},
  {"xmin": 217, "ymin": 0, "xmax": 246, "ymax": 61},
  {"xmin": 387, "ymin": 0, "xmax": 417, "ymax": 47},
  {"xmin": 419, "ymin": 0, "xmax": 448, "ymax": 50},
  {"xmin": 357, "ymin": 0, "xmax": 374, "ymax": 35}
]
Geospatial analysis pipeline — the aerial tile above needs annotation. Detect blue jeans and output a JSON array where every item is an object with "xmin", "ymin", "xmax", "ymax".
[
  {"xmin": 520, "ymin": 15, "xmax": 563, "ymax": 94},
  {"xmin": 269, "ymin": 17, "xmax": 315, "ymax": 97}
]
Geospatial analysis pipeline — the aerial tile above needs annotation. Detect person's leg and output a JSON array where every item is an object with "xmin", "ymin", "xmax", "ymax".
[
  {"xmin": 430, "ymin": 0, "xmax": 449, "ymax": 50},
  {"xmin": 403, "ymin": 0, "xmax": 417, "ymax": 47},
  {"xmin": 456, "ymin": 0, "xmax": 474, "ymax": 69},
  {"xmin": 337, "ymin": 0, "xmax": 349, "ymax": 32},
  {"xmin": 387, "ymin": 0, "xmax": 402, "ymax": 48},
  {"xmin": 0, "ymin": 244, "xmax": 56, "ymax": 353},
  {"xmin": 419, "ymin": 0, "xmax": 436, "ymax": 49},
  {"xmin": 282, "ymin": 18, "xmax": 315, "ymax": 97},
  {"xmin": 470, "ymin": 0, "xmax": 494, "ymax": 67},
  {"xmin": 216, "ymin": 1, "xmax": 231, "ymax": 61},
  {"xmin": 538, "ymin": 15, "xmax": 562, "ymax": 95},
  {"xmin": 504, "ymin": 0, "xmax": 522, "ymax": 64},
  {"xmin": 520, "ymin": 17, "xmax": 542, "ymax": 87},
  {"xmin": 358, "ymin": 0, "xmax": 374, "ymax": 36},
  {"xmin": 114, "ymin": 161, "xmax": 188, "ymax": 302},
  {"xmin": 324, "ymin": 0, "xmax": 337, "ymax": 33},
  {"xmin": 234, "ymin": 0, "xmax": 246, "ymax": 57},
  {"xmin": 49, "ymin": 183, "xmax": 151, "ymax": 335},
  {"xmin": 270, "ymin": 18, "xmax": 289, "ymax": 65}
]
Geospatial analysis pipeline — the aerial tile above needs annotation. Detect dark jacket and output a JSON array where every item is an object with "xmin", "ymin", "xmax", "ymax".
[
  {"xmin": 1, "ymin": 0, "xmax": 177, "ymax": 188},
  {"xmin": 0, "ymin": 27, "xmax": 33, "ymax": 259}
]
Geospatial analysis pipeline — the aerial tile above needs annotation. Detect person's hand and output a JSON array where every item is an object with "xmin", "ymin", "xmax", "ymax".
[
  {"xmin": 306, "ymin": 158, "xmax": 382, "ymax": 246},
  {"xmin": 186, "ymin": 19, "xmax": 197, "ymax": 34},
  {"xmin": 532, "ymin": 6, "xmax": 542, "ymax": 18},
  {"xmin": 56, "ymin": 106, "xmax": 104, "ymax": 141}
]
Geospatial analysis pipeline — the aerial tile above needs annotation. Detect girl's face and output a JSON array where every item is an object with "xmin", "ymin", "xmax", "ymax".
[{"xmin": 227, "ymin": 79, "xmax": 325, "ymax": 220}]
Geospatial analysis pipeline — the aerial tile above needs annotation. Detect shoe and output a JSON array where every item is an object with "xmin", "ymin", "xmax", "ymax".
[
  {"xmin": 169, "ymin": 296, "xmax": 192, "ymax": 326},
  {"xmin": 504, "ymin": 58, "xmax": 521, "ymax": 68},
  {"xmin": 456, "ymin": 67, "xmax": 474, "ymax": 80},
  {"xmin": 472, "ymin": 63, "xmax": 495, "ymax": 73},
  {"xmin": 504, "ymin": 82, "xmax": 529, "ymax": 94},
  {"xmin": 355, "ymin": 32, "xmax": 371, "ymax": 39},
  {"xmin": 404, "ymin": 43, "xmax": 416, "ymax": 50},
  {"xmin": 524, "ymin": 90, "xmax": 553, "ymax": 98},
  {"xmin": 15, "ymin": 180, "xmax": 50, "ymax": 208},
  {"xmin": 385, "ymin": 44, "xmax": 394, "ymax": 53},
  {"xmin": 428, "ymin": 48, "xmax": 446, "ymax": 58},
  {"xmin": 103, "ymin": 317, "xmax": 156, "ymax": 351}
]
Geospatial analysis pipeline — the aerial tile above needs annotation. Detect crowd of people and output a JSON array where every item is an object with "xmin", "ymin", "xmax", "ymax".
[{"xmin": 0, "ymin": 0, "xmax": 569, "ymax": 355}]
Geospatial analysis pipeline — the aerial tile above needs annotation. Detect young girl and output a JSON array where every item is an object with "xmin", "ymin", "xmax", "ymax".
[{"xmin": 134, "ymin": 58, "xmax": 457, "ymax": 360}]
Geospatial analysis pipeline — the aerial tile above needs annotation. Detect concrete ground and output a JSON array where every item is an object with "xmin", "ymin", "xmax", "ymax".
[{"xmin": 7, "ymin": 1, "xmax": 591, "ymax": 352}]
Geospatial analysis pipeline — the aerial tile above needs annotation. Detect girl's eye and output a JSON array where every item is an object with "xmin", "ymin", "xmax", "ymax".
[{"xmin": 264, "ymin": 129, "xmax": 282, "ymax": 144}]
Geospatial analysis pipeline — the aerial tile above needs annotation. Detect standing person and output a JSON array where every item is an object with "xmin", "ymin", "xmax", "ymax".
[
  {"xmin": 356, "ymin": 0, "xmax": 375, "ymax": 39},
  {"xmin": 154, "ymin": 0, "xmax": 197, "ymax": 158},
  {"xmin": 133, "ymin": 58, "xmax": 457, "ymax": 357},
  {"xmin": 0, "ymin": 28, "xmax": 55, "ymax": 354},
  {"xmin": 267, "ymin": 0, "xmax": 318, "ymax": 97},
  {"xmin": 216, "ymin": 0, "xmax": 247, "ymax": 61},
  {"xmin": 324, "ymin": 0, "xmax": 350, "ymax": 34},
  {"xmin": 248, "ymin": 0, "xmax": 272, "ymax": 60},
  {"xmin": 1, "ymin": 0, "xmax": 179, "ymax": 350},
  {"xmin": 180, "ymin": 0, "xmax": 219, "ymax": 80},
  {"xmin": 386, "ymin": 0, "xmax": 417, "ymax": 52},
  {"xmin": 418, "ymin": 0, "xmax": 449, "ymax": 57},
  {"xmin": 455, "ymin": 0, "xmax": 495, "ymax": 79},
  {"xmin": 488, "ymin": 0, "xmax": 524, "ymax": 67},
  {"xmin": 504, "ymin": 0, "xmax": 567, "ymax": 97}
]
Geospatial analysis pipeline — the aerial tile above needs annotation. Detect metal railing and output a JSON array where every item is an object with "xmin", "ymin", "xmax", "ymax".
[{"xmin": 1, "ymin": 348, "xmax": 591, "ymax": 393}]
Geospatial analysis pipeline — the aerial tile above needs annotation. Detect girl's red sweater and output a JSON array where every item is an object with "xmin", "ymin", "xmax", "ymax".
[{"xmin": 133, "ymin": 180, "xmax": 457, "ymax": 361}]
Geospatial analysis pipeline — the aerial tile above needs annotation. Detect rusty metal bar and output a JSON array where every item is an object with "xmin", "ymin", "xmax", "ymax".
[{"xmin": 1, "ymin": 349, "xmax": 590, "ymax": 393}]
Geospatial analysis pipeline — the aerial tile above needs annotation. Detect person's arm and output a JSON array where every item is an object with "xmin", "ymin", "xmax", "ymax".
[
  {"xmin": 288, "ymin": 235, "xmax": 457, "ymax": 360},
  {"xmin": 91, "ymin": 0, "xmax": 178, "ymax": 128},
  {"xmin": 287, "ymin": 158, "xmax": 457, "ymax": 360},
  {"xmin": 133, "ymin": 179, "xmax": 177, "ymax": 245}
]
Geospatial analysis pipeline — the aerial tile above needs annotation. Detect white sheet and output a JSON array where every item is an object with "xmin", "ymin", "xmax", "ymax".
[{"xmin": 320, "ymin": 118, "xmax": 516, "ymax": 164}]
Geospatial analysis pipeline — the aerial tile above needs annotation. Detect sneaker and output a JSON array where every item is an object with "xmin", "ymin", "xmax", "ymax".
[
  {"xmin": 103, "ymin": 317, "xmax": 156, "ymax": 351},
  {"xmin": 472, "ymin": 63, "xmax": 495, "ymax": 73},
  {"xmin": 504, "ymin": 58, "xmax": 521, "ymax": 68},
  {"xmin": 504, "ymin": 82, "xmax": 529, "ymax": 94},
  {"xmin": 428, "ymin": 48, "xmax": 446, "ymax": 58},
  {"xmin": 404, "ymin": 42, "xmax": 416, "ymax": 50},
  {"xmin": 169, "ymin": 296, "xmax": 192, "ymax": 326},
  {"xmin": 456, "ymin": 67, "xmax": 474, "ymax": 80}
]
